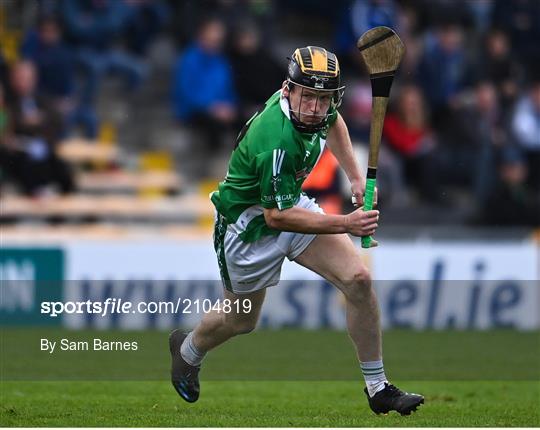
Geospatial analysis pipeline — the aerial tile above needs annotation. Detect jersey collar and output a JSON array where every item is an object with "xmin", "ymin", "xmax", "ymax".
[{"xmin": 279, "ymin": 90, "xmax": 291, "ymax": 120}]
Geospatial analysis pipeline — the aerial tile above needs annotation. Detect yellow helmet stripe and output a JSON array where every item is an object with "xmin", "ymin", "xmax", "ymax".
[
  {"xmin": 309, "ymin": 47, "xmax": 328, "ymax": 72},
  {"xmin": 293, "ymin": 47, "xmax": 339, "ymax": 77}
]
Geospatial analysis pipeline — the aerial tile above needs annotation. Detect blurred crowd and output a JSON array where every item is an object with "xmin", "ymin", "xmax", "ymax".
[
  {"xmin": 0, "ymin": 0, "xmax": 538, "ymax": 227},
  {"xmin": 336, "ymin": 0, "xmax": 539, "ymax": 226}
]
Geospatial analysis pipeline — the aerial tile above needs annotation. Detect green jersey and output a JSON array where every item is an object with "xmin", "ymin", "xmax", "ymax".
[{"xmin": 210, "ymin": 90, "xmax": 338, "ymax": 243}]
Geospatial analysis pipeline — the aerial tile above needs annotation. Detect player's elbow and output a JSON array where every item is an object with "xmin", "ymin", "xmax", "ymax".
[{"xmin": 264, "ymin": 208, "xmax": 285, "ymax": 230}]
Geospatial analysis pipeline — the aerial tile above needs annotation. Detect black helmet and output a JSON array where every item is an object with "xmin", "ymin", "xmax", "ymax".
[{"xmin": 285, "ymin": 46, "xmax": 345, "ymax": 132}]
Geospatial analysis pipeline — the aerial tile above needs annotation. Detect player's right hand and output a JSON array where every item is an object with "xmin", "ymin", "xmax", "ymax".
[{"xmin": 344, "ymin": 208, "xmax": 379, "ymax": 237}]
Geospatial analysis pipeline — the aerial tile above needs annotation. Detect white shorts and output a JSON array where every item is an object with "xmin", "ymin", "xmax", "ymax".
[{"xmin": 213, "ymin": 194, "xmax": 324, "ymax": 294}]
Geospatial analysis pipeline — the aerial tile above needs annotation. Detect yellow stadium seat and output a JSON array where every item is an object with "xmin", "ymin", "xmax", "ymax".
[{"xmin": 138, "ymin": 151, "xmax": 174, "ymax": 197}]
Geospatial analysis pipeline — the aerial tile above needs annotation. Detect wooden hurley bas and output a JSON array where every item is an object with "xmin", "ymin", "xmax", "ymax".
[{"xmin": 356, "ymin": 26, "xmax": 405, "ymax": 248}]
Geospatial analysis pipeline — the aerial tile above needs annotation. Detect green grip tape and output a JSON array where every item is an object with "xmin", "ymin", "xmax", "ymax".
[{"xmin": 361, "ymin": 177, "xmax": 377, "ymax": 248}]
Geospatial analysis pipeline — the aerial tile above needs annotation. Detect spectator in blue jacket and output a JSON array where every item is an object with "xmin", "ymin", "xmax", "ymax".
[
  {"xmin": 21, "ymin": 16, "xmax": 74, "ymax": 101},
  {"xmin": 334, "ymin": 0, "xmax": 397, "ymax": 73},
  {"xmin": 416, "ymin": 22, "xmax": 470, "ymax": 125},
  {"xmin": 21, "ymin": 15, "xmax": 97, "ymax": 137},
  {"xmin": 61, "ymin": 0, "xmax": 147, "ymax": 105},
  {"xmin": 172, "ymin": 17, "xmax": 237, "ymax": 150}
]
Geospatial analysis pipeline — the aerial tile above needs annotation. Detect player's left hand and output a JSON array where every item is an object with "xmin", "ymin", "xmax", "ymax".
[{"xmin": 351, "ymin": 179, "xmax": 377, "ymax": 207}]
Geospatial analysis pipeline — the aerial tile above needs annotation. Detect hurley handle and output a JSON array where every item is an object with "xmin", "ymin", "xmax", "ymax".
[
  {"xmin": 359, "ymin": 92, "xmax": 389, "ymax": 249},
  {"xmin": 361, "ymin": 177, "xmax": 377, "ymax": 248}
]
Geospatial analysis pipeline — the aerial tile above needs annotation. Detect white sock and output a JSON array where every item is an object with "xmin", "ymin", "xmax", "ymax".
[
  {"xmin": 180, "ymin": 331, "xmax": 206, "ymax": 366},
  {"xmin": 361, "ymin": 360, "xmax": 388, "ymax": 397}
]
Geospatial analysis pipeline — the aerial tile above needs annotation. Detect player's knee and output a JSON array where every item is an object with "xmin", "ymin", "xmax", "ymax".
[
  {"xmin": 341, "ymin": 265, "xmax": 371, "ymax": 303},
  {"xmin": 352, "ymin": 265, "xmax": 371, "ymax": 285}
]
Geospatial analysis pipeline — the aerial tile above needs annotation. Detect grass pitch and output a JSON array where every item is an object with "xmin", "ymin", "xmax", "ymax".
[{"xmin": 1, "ymin": 329, "xmax": 539, "ymax": 427}]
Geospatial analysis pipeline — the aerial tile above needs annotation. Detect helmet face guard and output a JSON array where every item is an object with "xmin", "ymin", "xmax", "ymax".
[{"xmin": 285, "ymin": 46, "xmax": 345, "ymax": 133}]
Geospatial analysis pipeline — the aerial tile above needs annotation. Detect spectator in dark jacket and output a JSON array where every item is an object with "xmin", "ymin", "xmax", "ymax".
[
  {"xmin": 481, "ymin": 146, "xmax": 539, "ymax": 226},
  {"xmin": 476, "ymin": 29, "xmax": 521, "ymax": 108},
  {"xmin": 229, "ymin": 22, "xmax": 284, "ymax": 126},
  {"xmin": 2, "ymin": 61, "xmax": 74, "ymax": 195},
  {"xmin": 454, "ymin": 81, "xmax": 511, "ymax": 203},
  {"xmin": 492, "ymin": 0, "xmax": 540, "ymax": 71},
  {"xmin": 122, "ymin": 0, "xmax": 169, "ymax": 56}
]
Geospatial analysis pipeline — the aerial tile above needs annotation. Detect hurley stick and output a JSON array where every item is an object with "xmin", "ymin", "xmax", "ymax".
[{"xmin": 356, "ymin": 26, "xmax": 404, "ymax": 248}]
